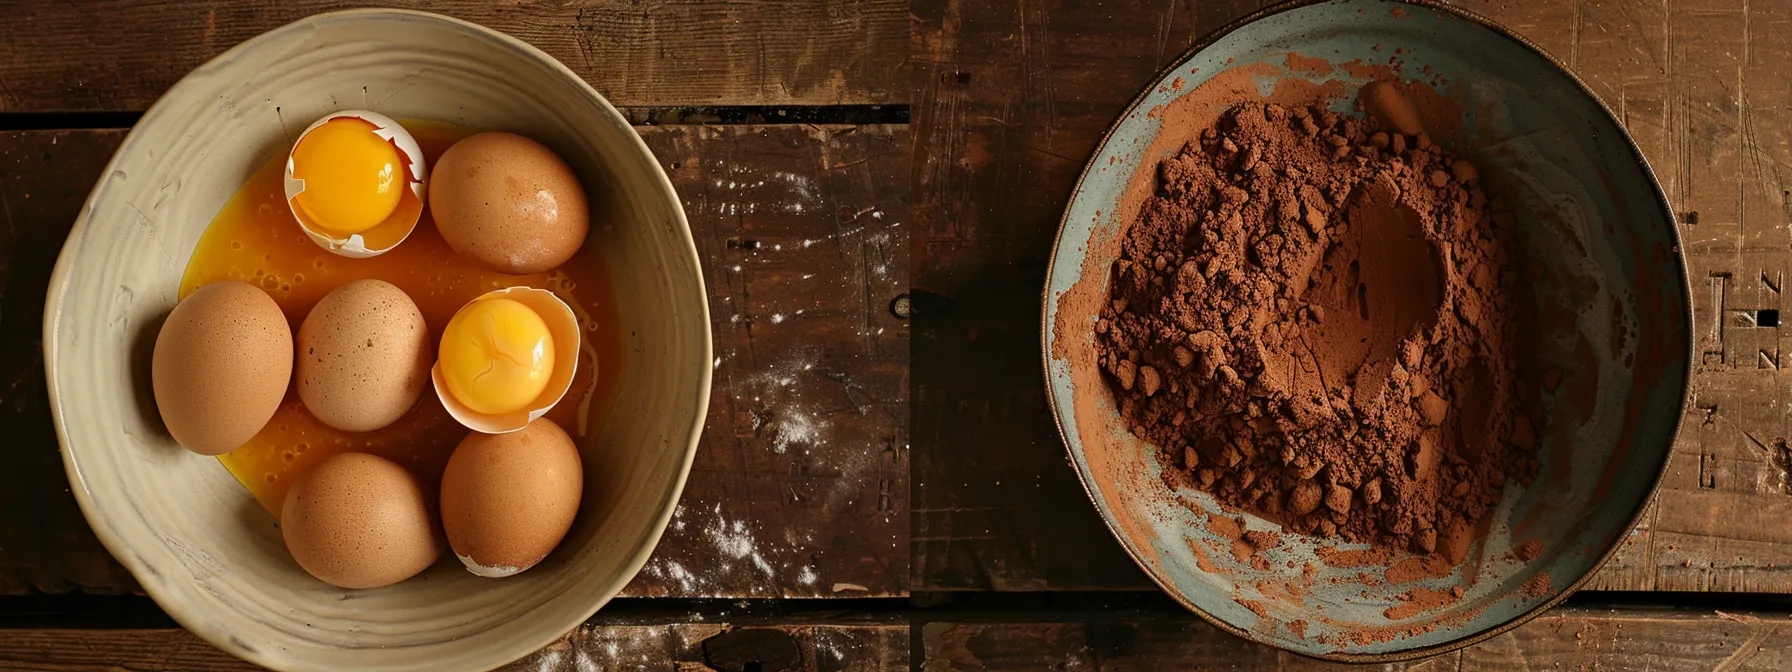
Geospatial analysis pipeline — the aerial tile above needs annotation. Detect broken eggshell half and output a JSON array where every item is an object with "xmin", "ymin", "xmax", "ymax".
[
  {"xmin": 432, "ymin": 286, "xmax": 581, "ymax": 434},
  {"xmin": 284, "ymin": 110, "xmax": 428, "ymax": 258}
]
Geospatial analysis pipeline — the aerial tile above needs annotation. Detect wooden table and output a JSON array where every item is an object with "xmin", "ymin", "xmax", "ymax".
[{"xmin": 2, "ymin": 1, "xmax": 1789, "ymax": 669}]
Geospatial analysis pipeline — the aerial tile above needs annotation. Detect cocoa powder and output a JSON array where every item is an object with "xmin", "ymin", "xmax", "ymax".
[{"xmin": 1094, "ymin": 93, "xmax": 1537, "ymax": 554}]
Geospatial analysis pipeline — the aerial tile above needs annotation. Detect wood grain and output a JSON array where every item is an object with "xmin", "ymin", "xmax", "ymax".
[
  {"xmin": 0, "ymin": 129, "xmax": 140, "ymax": 595},
  {"xmin": 911, "ymin": 0, "xmax": 1270, "ymax": 593},
  {"xmin": 0, "ymin": 620, "xmax": 910, "ymax": 671},
  {"xmin": 921, "ymin": 608, "xmax": 1792, "ymax": 671},
  {"xmin": 0, "ymin": 0, "xmax": 907, "ymax": 112},
  {"xmin": 2, "ymin": 607, "xmax": 1784, "ymax": 670},
  {"xmin": 634, "ymin": 125, "xmax": 911, "ymax": 597},
  {"xmin": 0, "ymin": 125, "xmax": 910, "ymax": 599},
  {"xmin": 912, "ymin": 0, "xmax": 1792, "ymax": 593}
]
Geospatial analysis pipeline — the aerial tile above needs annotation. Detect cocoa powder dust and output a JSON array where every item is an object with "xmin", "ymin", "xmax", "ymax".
[{"xmin": 1094, "ymin": 91, "xmax": 1539, "ymax": 557}]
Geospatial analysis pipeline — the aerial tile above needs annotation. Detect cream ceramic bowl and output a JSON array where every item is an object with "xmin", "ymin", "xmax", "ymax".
[{"xmin": 43, "ymin": 10, "xmax": 709, "ymax": 672}]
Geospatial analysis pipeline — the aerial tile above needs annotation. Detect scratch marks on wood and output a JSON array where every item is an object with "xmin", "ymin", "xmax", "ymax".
[
  {"xmin": 629, "ymin": 125, "xmax": 907, "ymax": 598},
  {"xmin": 0, "ymin": 1, "xmax": 907, "ymax": 111}
]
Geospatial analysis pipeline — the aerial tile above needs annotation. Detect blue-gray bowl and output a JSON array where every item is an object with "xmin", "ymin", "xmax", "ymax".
[{"xmin": 1041, "ymin": 0, "xmax": 1690, "ymax": 660}]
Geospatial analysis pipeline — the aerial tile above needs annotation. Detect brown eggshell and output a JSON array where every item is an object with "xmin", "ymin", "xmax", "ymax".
[
  {"xmin": 151, "ymin": 281, "xmax": 293, "ymax": 456},
  {"xmin": 440, "ymin": 418, "xmax": 582, "ymax": 577},
  {"xmin": 296, "ymin": 279, "xmax": 431, "ymax": 432},
  {"xmin": 281, "ymin": 452, "xmax": 444, "ymax": 589},
  {"xmin": 429, "ymin": 132, "xmax": 589, "ymax": 274}
]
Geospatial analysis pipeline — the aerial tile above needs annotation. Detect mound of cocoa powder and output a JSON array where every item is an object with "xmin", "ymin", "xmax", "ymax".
[{"xmin": 1094, "ymin": 94, "xmax": 1540, "ymax": 555}]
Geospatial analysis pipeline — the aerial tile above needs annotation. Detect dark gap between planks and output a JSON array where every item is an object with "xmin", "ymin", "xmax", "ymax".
[
  {"xmin": 5, "ymin": 590, "xmax": 1789, "ymax": 630},
  {"xmin": 0, "ymin": 105, "xmax": 909, "ymax": 131}
]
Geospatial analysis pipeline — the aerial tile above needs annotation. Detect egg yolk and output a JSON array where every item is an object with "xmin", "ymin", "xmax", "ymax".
[
  {"xmin": 439, "ymin": 298, "xmax": 556, "ymax": 415},
  {"xmin": 290, "ymin": 118, "xmax": 405, "ymax": 235}
]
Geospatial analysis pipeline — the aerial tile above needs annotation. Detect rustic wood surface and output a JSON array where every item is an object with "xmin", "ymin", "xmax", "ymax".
[
  {"xmin": 1, "ymin": 606, "xmax": 1785, "ymax": 670},
  {"xmin": 8, "ymin": 0, "xmax": 1792, "ymax": 667},
  {"xmin": 0, "ymin": 130, "xmax": 142, "ymax": 595},
  {"xmin": 912, "ymin": 0, "xmax": 1792, "ymax": 594},
  {"xmin": 921, "ymin": 607, "xmax": 1792, "ymax": 671},
  {"xmin": 0, "ymin": 125, "xmax": 910, "ymax": 599},
  {"xmin": 635, "ymin": 125, "xmax": 911, "ymax": 598},
  {"xmin": 912, "ymin": 0, "xmax": 1267, "ymax": 593},
  {"xmin": 0, "ymin": 0, "xmax": 907, "ymax": 111},
  {"xmin": 0, "ymin": 618, "xmax": 910, "ymax": 671}
]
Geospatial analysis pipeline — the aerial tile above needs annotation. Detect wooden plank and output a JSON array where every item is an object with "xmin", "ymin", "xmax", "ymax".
[
  {"xmin": 0, "ymin": 129, "xmax": 140, "ymax": 595},
  {"xmin": 911, "ymin": 0, "xmax": 1270, "ymax": 593},
  {"xmin": 0, "ymin": 620, "xmax": 910, "ymax": 671},
  {"xmin": 634, "ymin": 125, "xmax": 911, "ymax": 597},
  {"xmin": 0, "ymin": 0, "xmax": 907, "ymax": 112},
  {"xmin": 4, "ymin": 607, "xmax": 1783, "ymax": 670},
  {"xmin": 913, "ymin": 0, "xmax": 1792, "ymax": 593},
  {"xmin": 921, "ymin": 608, "xmax": 1792, "ymax": 671},
  {"xmin": 510, "ymin": 621, "xmax": 908, "ymax": 672},
  {"xmin": 0, "ymin": 124, "xmax": 910, "ymax": 599}
]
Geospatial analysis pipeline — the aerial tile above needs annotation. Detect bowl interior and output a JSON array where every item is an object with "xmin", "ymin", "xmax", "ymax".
[
  {"xmin": 1043, "ymin": 0, "xmax": 1688, "ymax": 659},
  {"xmin": 46, "ymin": 10, "xmax": 708, "ymax": 672}
]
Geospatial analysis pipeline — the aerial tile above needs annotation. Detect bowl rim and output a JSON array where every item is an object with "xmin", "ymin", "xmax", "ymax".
[
  {"xmin": 42, "ymin": 8, "xmax": 712, "ymax": 671},
  {"xmin": 1036, "ymin": 0, "xmax": 1694, "ymax": 661}
]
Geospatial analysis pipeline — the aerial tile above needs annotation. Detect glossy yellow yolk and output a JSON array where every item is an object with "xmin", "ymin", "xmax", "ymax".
[
  {"xmin": 290, "ymin": 118, "xmax": 405, "ymax": 235},
  {"xmin": 440, "ymin": 298, "xmax": 556, "ymax": 415}
]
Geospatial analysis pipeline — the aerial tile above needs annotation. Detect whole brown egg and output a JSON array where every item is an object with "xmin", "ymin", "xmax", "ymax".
[
  {"xmin": 439, "ymin": 418, "xmax": 582, "ymax": 577},
  {"xmin": 429, "ymin": 132, "xmax": 589, "ymax": 274},
  {"xmin": 151, "ymin": 281, "xmax": 293, "ymax": 456},
  {"xmin": 295, "ymin": 279, "xmax": 431, "ymax": 432},
  {"xmin": 281, "ymin": 452, "xmax": 444, "ymax": 589}
]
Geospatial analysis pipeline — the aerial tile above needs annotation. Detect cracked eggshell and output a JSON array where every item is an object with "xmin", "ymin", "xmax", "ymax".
[
  {"xmin": 284, "ymin": 110, "xmax": 428, "ymax": 258},
  {"xmin": 432, "ymin": 286, "xmax": 580, "ymax": 434}
]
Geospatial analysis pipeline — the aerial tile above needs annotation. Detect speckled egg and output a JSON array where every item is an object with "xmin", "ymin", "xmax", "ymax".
[
  {"xmin": 428, "ymin": 132, "xmax": 589, "ymax": 274},
  {"xmin": 296, "ymin": 279, "xmax": 432, "ymax": 432},
  {"xmin": 151, "ymin": 281, "xmax": 293, "ymax": 456},
  {"xmin": 440, "ymin": 418, "xmax": 583, "ymax": 577},
  {"xmin": 281, "ymin": 452, "xmax": 444, "ymax": 589}
]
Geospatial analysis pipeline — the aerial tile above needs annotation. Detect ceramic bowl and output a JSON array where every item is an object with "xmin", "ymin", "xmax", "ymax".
[
  {"xmin": 1042, "ymin": 0, "xmax": 1690, "ymax": 660},
  {"xmin": 44, "ymin": 10, "xmax": 709, "ymax": 671}
]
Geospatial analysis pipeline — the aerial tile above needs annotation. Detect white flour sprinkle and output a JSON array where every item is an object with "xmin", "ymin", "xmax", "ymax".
[
  {"xmin": 534, "ymin": 650, "xmax": 563, "ymax": 672},
  {"xmin": 705, "ymin": 503, "xmax": 776, "ymax": 579},
  {"xmin": 663, "ymin": 560, "xmax": 697, "ymax": 592},
  {"xmin": 798, "ymin": 565, "xmax": 818, "ymax": 585},
  {"xmin": 771, "ymin": 410, "xmax": 821, "ymax": 454},
  {"xmin": 712, "ymin": 518, "xmax": 753, "ymax": 558},
  {"xmin": 817, "ymin": 634, "xmax": 845, "ymax": 661},
  {"xmin": 772, "ymin": 170, "xmax": 819, "ymax": 200}
]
